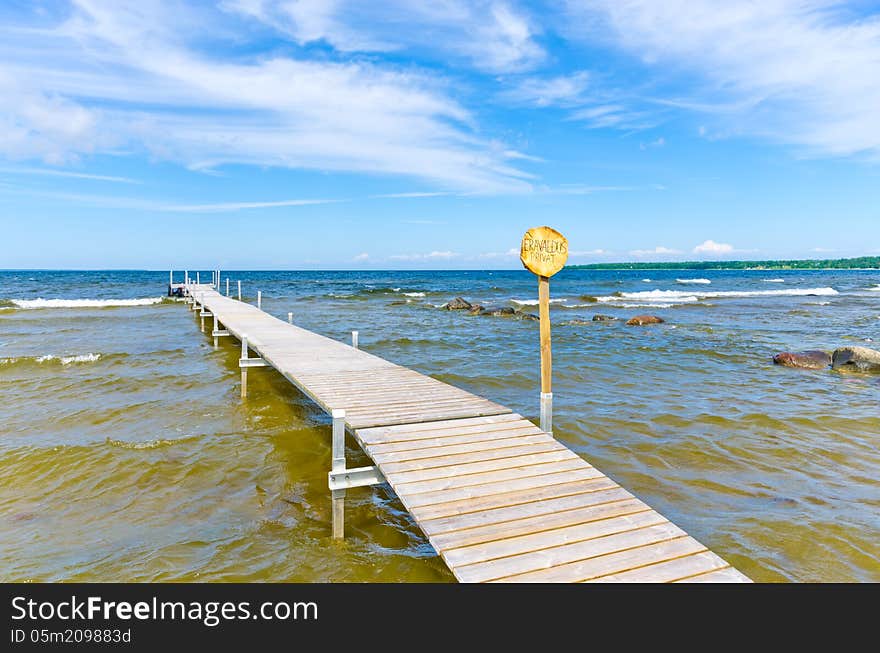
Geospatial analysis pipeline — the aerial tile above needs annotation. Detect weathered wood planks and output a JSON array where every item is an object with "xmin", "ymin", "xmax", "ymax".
[{"xmin": 186, "ymin": 287, "xmax": 750, "ymax": 584}]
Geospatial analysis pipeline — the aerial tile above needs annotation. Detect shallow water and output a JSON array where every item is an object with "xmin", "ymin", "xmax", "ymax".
[{"xmin": 1, "ymin": 269, "xmax": 878, "ymax": 582}]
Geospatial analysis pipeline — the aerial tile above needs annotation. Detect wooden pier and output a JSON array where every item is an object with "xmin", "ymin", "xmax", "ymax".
[{"xmin": 182, "ymin": 278, "xmax": 750, "ymax": 583}]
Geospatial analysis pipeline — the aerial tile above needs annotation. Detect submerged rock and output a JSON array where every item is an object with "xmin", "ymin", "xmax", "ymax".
[
  {"xmin": 831, "ymin": 346, "xmax": 880, "ymax": 373},
  {"xmin": 626, "ymin": 315, "xmax": 665, "ymax": 326},
  {"xmin": 445, "ymin": 297, "xmax": 472, "ymax": 310},
  {"xmin": 592, "ymin": 314, "xmax": 617, "ymax": 322},
  {"xmin": 467, "ymin": 304, "xmax": 485, "ymax": 315},
  {"xmin": 579, "ymin": 295, "xmax": 599, "ymax": 303},
  {"xmin": 519, "ymin": 313, "xmax": 539, "ymax": 321},
  {"xmin": 773, "ymin": 350, "xmax": 831, "ymax": 370},
  {"xmin": 485, "ymin": 306, "xmax": 516, "ymax": 316}
]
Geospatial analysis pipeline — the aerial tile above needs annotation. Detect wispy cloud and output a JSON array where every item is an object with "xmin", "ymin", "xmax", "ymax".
[
  {"xmin": 563, "ymin": 1, "xmax": 880, "ymax": 159},
  {"xmin": 0, "ymin": 1, "xmax": 532, "ymax": 192},
  {"xmin": 0, "ymin": 166, "xmax": 140, "ymax": 183},
  {"xmin": 629, "ymin": 246, "xmax": 682, "ymax": 257},
  {"xmin": 162, "ymin": 199, "xmax": 340, "ymax": 213},
  {"xmin": 542, "ymin": 183, "xmax": 665, "ymax": 195},
  {"xmin": 371, "ymin": 192, "xmax": 455, "ymax": 199},
  {"xmin": 224, "ymin": 0, "xmax": 545, "ymax": 73},
  {"xmin": 389, "ymin": 250, "xmax": 458, "ymax": 261},
  {"xmin": 479, "ymin": 248, "xmax": 519, "ymax": 258},
  {"xmin": 501, "ymin": 71, "xmax": 590, "ymax": 107},
  {"xmin": 353, "ymin": 252, "xmax": 370, "ymax": 262}
]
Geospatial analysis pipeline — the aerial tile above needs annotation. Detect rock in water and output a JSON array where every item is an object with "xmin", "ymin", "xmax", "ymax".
[
  {"xmin": 467, "ymin": 304, "xmax": 485, "ymax": 315},
  {"xmin": 519, "ymin": 313, "xmax": 539, "ymax": 321},
  {"xmin": 592, "ymin": 314, "xmax": 617, "ymax": 322},
  {"xmin": 485, "ymin": 306, "xmax": 516, "ymax": 316},
  {"xmin": 831, "ymin": 346, "xmax": 880, "ymax": 373},
  {"xmin": 445, "ymin": 297, "xmax": 472, "ymax": 310},
  {"xmin": 626, "ymin": 315, "xmax": 665, "ymax": 326},
  {"xmin": 773, "ymin": 350, "xmax": 831, "ymax": 369}
]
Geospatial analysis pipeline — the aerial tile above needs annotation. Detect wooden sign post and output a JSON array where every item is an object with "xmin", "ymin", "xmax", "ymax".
[{"xmin": 520, "ymin": 226, "xmax": 568, "ymax": 435}]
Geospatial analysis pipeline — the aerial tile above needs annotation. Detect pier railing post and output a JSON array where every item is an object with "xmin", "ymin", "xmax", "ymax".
[
  {"xmin": 237, "ymin": 280, "xmax": 242, "ymax": 301},
  {"xmin": 352, "ymin": 331, "xmax": 359, "ymax": 349},
  {"xmin": 540, "ymin": 392, "xmax": 553, "ymax": 435},
  {"xmin": 226, "ymin": 278, "xmax": 230, "ymax": 297},
  {"xmin": 213, "ymin": 315, "xmax": 220, "ymax": 349},
  {"xmin": 196, "ymin": 272, "xmax": 200, "ymax": 285},
  {"xmin": 240, "ymin": 335, "xmax": 248, "ymax": 398},
  {"xmin": 331, "ymin": 409, "xmax": 346, "ymax": 539},
  {"xmin": 287, "ymin": 312, "xmax": 293, "ymax": 324},
  {"xmin": 257, "ymin": 290, "xmax": 262, "ymax": 310}
]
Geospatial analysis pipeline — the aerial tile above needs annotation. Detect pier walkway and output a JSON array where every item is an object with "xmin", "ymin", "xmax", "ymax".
[{"xmin": 183, "ymin": 281, "xmax": 749, "ymax": 583}]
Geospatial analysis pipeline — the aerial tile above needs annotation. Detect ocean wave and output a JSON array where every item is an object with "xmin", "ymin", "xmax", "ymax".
[
  {"xmin": 641, "ymin": 278, "xmax": 651, "ymax": 282},
  {"xmin": 10, "ymin": 297, "xmax": 164, "ymax": 309},
  {"xmin": 764, "ymin": 278, "xmax": 786, "ymax": 283},
  {"xmin": 1, "ymin": 353, "xmax": 102, "ymax": 367},
  {"xmin": 510, "ymin": 298, "xmax": 568, "ymax": 306},
  {"xmin": 597, "ymin": 287, "xmax": 838, "ymax": 303},
  {"xmin": 676, "ymin": 278, "xmax": 711, "ymax": 285},
  {"xmin": 402, "ymin": 292, "xmax": 426, "ymax": 297},
  {"xmin": 868, "ymin": 284, "xmax": 880, "ymax": 291}
]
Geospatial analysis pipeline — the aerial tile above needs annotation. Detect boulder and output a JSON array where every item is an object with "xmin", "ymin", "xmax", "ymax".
[
  {"xmin": 467, "ymin": 304, "xmax": 485, "ymax": 315},
  {"xmin": 831, "ymin": 346, "xmax": 880, "ymax": 373},
  {"xmin": 626, "ymin": 315, "xmax": 665, "ymax": 326},
  {"xmin": 485, "ymin": 306, "xmax": 516, "ymax": 316},
  {"xmin": 519, "ymin": 313, "xmax": 539, "ymax": 321},
  {"xmin": 773, "ymin": 350, "xmax": 831, "ymax": 370},
  {"xmin": 592, "ymin": 314, "xmax": 617, "ymax": 322},
  {"xmin": 579, "ymin": 295, "xmax": 599, "ymax": 303},
  {"xmin": 445, "ymin": 297, "xmax": 472, "ymax": 310}
]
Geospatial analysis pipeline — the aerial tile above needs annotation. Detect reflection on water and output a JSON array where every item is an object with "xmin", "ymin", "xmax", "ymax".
[{"xmin": 1, "ymin": 269, "xmax": 879, "ymax": 581}]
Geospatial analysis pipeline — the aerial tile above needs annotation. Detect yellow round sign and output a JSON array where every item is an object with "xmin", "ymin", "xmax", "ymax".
[{"xmin": 520, "ymin": 226, "xmax": 569, "ymax": 277}]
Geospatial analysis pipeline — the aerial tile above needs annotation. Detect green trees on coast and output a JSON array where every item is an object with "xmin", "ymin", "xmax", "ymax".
[{"xmin": 568, "ymin": 256, "xmax": 880, "ymax": 270}]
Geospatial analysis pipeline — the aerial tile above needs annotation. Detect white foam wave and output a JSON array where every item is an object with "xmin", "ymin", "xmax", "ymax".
[
  {"xmin": 676, "ymin": 278, "xmax": 711, "ymax": 285},
  {"xmin": 1, "ymin": 353, "xmax": 102, "ymax": 365},
  {"xmin": 597, "ymin": 287, "xmax": 838, "ymax": 303},
  {"xmin": 403, "ymin": 292, "xmax": 425, "ymax": 297},
  {"xmin": 868, "ymin": 284, "xmax": 880, "ymax": 291},
  {"xmin": 764, "ymin": 278, "xmax": 785, "ymax": 283},
  {"xmin": 12, "ymin": 297, "xmax": 163, "ymax": 309},
  {"xmin": 510, "ymin": 298, "xmax": 568, "ymax": 306},
  {"xmin": 641, "ymin": 278, "xmax": 651, "ymax": 282}
]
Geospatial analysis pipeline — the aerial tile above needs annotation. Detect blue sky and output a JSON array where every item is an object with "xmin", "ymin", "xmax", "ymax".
[{"xmin": 1, "ymin": 0, "xmax": 879, "ymax": 269}]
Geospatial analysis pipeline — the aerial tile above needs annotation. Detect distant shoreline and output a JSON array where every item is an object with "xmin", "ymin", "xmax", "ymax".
[{"xmin": 568, "ymin": 256, "xmax": 880, "ymax": 271}]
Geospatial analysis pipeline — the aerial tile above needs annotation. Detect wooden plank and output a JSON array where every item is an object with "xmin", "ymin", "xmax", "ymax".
[
  {"xmin": 454, "ymin": 522, "xmax": 688, "ymax": 583},
  {"xmin": 384, "ymin": 448, "xmax": 576, "ymax": 483},
  {"xmin": 418, "ymin": 486, "xmax": 633, "ymax": 536},
  {"xmin": 491, "ymin": 536, "xmax": 706, "ymax": 583},
  {"xmin": 587, "ymin": 550, "xmax": 730, "ymax": 583},
  {"xmin": 358, "ymin": 417, "xmax": 535, "ymax": 446},
  {"xmin": 408, "ymin": 477, "xmax": 620, "ymax": 522},
  {"xmin": 377, "ymin": 440, "xmax": 563, "ymax": 472},
  {"xmin": 391, "ymin": 456, "xmax": 585, "ymax": 495},
  {"xmin": 444, "ymin": 510, "xmax": 668, "ymax": 569},
  {"xmin": 365, "ymin": 432, "xmax": 550, "ymax": 462},
  {"xmin": 429, "ymin": 497, "xmax": 647, "ymax": 550},
  {"xmin": 674, "ymin": 567, "xmax": 751, "ymax": 583},
  {"xmin": 356, "ymin": 414, "xmax": 524, "ymax": 440},
  {"xmin": 402, "ymin": 467, "xmax": 605, "ymax": 510}
]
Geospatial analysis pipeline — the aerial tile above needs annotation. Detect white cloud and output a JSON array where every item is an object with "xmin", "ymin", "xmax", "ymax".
[
  {"xmin": 640, "ymin": 137, "xmax": 665, "ymax": 150},
  {"xmin": 479, "ymin": 248, "xmax": 519, "ymax": 258},
  {"xmin": 629, "ymin": 246, "xmax": 682, "ymax": 257},
  {"xmin": 0, "ymin": 1, "xmax": 532, "ymax": 192},
  {"xmin": 353, "ymin": 252, "xmax": 370, "ymax": 261},
  {"xmin": 225, "ymin": 0, "xmax": 545, "ymax": 73},
  {"xmin": 569, "ymin": 249, "xmax": 610, "ymax": 256},
  {"xmin": 563, "ymin": 1, "xmax": 880, "ymax": 158},
  {"xmin": 502, "ymin": 71, "xmax": 590, "ymax": 107},
  {"xmin": 0, "ymin": 166, "xmax": 139, "ymax": 183},
  {"xmin": 693, "ymin": 239, "xmax": 734, "ymax": 255},
  {"xmin": 389, "ymin": 250, "xmax": 458, "ymax": 261}
]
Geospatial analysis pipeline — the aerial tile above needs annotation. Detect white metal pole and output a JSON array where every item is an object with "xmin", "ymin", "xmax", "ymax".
[
  {"xmin": 240, "ymin": 335, "xmax": 248, "ymax": 399},
  {"xmin": 237, "ymin": 280, "xmax": 242, "ymax": 301},
  {"xmin": 331, "ymin": 409, "xmax": 347, "ymax": 538},
  {"xmin": 287, "ymin": 312, "xmax": 293, "ymax": 324},
  {"xmin": 540, "ymin": 392, "xmax": 553, "ymax": 435},
  {"xmin": 213, "ymin": 315, "xmax": 219, "ymax": 349},
  {"xmin": 257, "ymin": 290, "xmax": 262, "ymax": 310},
  {"xmin": 196, "ymin": 271, "xmax": 200, "ymax": 285},
  {"xmin": 226, "ymin": 278, "xmax": 230, "ymax": 297},
  {"xmin": 352, "ymin": 330, "xmax": 359, "ymax": 349}
]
